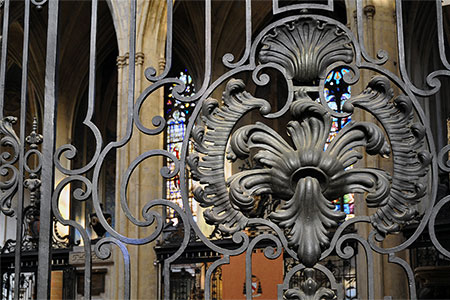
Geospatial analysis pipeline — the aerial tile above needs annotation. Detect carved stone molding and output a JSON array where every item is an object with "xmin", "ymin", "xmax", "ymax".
[
  {"xmin": 69, "ymin": 248, "xmax": 114, "ymax": 266},
  {"xmin": 116, "ymin": 54, "xmax": 128, "ymax": 69},
  {"xmin": 116, "ymin": 52, "xmax": 145, "ymax": 69},
  {"xmin": 135, "ymin": 52, "xmax": 144, "ymax": 66},
  {"xmin": 159, "ymin": 56, "xmax": 166, "ymax": 72}
]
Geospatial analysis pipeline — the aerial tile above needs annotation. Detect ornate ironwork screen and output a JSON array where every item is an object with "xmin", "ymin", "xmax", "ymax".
[{"xmin": 1, "ymin": 0, "xmax": 450, "ymax": 299}]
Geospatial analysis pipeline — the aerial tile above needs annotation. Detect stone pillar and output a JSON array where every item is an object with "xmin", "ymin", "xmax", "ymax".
[
  {"xmin": 347, "ymin": 0, "xmax": 409, "ymax": 298},
  {"xmin": 110, "ymin": 1, "xmax": 168, "ymax": 299},
  {"xmin": 113, "ymin": 50, "xmax": 164, "ymax": 299}
]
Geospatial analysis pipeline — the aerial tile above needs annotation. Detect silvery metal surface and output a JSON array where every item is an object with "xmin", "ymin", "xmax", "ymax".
[{"xmin": 0, "ymin": 0, "xmax": 449, "ymax": 299}]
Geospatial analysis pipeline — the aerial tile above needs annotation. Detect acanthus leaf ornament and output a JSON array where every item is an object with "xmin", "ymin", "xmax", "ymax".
[
  {"xmin": 226, "ymin": 91, "xmax": 392, "ymax": 267},
  {"xmin": 283, "ymin": 269, "xmax": 336, "ymax": 300},
  {"xmin": 343, "ymin": 76, "xmax": 431, "ymax": 235},
  {"xmin": 188, "ymin": 19, "xmax": 431, "ymax": 269},
  {"xmin": 189, "ymin": 83, "xmax": 395, "ymax": 267},
  {"xmin": 187, "ymin": 79, "xmax": 271, "ymax": 233}
]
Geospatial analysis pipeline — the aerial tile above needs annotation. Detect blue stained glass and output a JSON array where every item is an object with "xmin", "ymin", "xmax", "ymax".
[
  {"xmin": 324, "ymin": 67, "xmax": 352, "ymax": 135},
  {"xmin": 327, "ymin": 100, "xmax": 338, "ymax": 111},
  {"xmin": 343, "ymin": 204, "xmax": 351, "ymax": 214},
  {"xmin": 324, "ymin": 67, "xmax": 355, "ymax": 218},
  {"xmin": 165, "ymin": 70, "xmax": 198, "ymax": 222}
]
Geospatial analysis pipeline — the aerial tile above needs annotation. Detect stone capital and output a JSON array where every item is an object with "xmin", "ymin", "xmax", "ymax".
[
  {"xmin": 159, "ymin": 56, "xmax": 166, "ymax": 72},
  {"xmin": 136, "ymin": 52, "xmax": 145, "ymax": 66},
  {"xmin": 363, "ymin": 5, "xmax": 376, "ymax": 18},
  {"xmin": 117, "ymin": 52, "xmax": 145, "ymax": 68},
  {"xmin": 117, "ymin": 53, "xmax": 129, "ymax": 69}
]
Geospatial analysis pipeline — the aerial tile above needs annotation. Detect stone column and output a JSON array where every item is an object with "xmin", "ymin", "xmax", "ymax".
[
  {"xmin": 110, "ymin": 1, "xmax": 168, "ymax": 299},
  {"xmin": 347, "ymin": 0, "xmax": 409, "ymax": 298}
]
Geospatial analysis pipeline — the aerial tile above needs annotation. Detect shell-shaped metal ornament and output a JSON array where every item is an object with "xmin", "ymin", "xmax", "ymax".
[{"xmin": 259, "ymin": 19, "xmax": 354, "ymax": 82}]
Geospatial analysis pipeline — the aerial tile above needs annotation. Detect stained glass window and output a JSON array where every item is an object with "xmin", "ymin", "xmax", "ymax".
[
  {"xmin": 323, "ymin": 67, "xmax": 355, "ymax": 219},
  {"xmin": 165, "ymin": 70, "xmax": 197, "ymax": 223}
]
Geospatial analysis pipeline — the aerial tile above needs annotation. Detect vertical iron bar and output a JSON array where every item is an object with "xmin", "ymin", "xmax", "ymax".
[
  {"xmin": 13, "ymin": 0, "xmax": 31, "ymax": 298},
  {"xmin": 126, "ymin": 1, "xmax": 136, "ymax": 296},
  {"xmin": 128, "ymin": 0, "xmax": 136, "ymax": 105},
  {"xmin": 435, "ymin": 0, "xmax": 450, "ymax": 70},
  {"xmin": 77, "ymin": 0, "xmax": 99, "ymax": 298},
  {"xmin": 395, "ymin": 0, "xmax": 407, "ymax": 89},
  {"xmin": 37, "ymin": 0, "xmax": 59, "ymax": 298},
  {"xmin": 87, "ymin": 0, "xmax": 97, "ymax": 129},
  {"xmin": 0, "ymin": 0, "xmax": 10, "ymax": 118}
]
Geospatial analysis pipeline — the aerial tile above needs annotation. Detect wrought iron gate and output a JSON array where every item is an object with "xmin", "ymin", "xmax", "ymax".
[{"xmin": 1, "ymin": 0, "xmax": 450, "ymax": 299}]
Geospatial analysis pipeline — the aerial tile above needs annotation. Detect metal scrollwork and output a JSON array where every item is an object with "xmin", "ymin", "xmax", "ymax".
[
  {"xmin": 0, "ymin": 118, "xmax": 44, "ymax": 253},
  {"xmin": 3, "ymin": 0, "xmax": 444, "ymax": 297},
  {"xmin": 0, "ymin": 116, "xmax": 20, "ymax": 216},
  {"xmin": 188, "ymin": 18, "xmax": 431, "ymax": 270}
]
